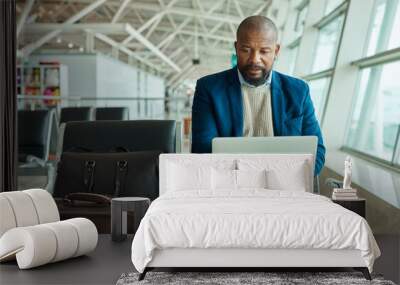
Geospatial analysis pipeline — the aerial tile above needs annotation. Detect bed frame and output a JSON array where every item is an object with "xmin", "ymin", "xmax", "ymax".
[
  {"xmin": 138, "ymin": 154, "xmax": 372, "ymax": 281},
  {"xmin": 139, "ymin": 248, "xmax": 371, "ymax": 280}
]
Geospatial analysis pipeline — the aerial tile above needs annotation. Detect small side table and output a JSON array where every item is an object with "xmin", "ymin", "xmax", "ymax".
[
  {"xmin": 332, "ymin": 198, "xmax": 366, "ymax": 218},
  {"xmin": 111, "ymin": 197, "xmax": 150, "ymax": 242}
]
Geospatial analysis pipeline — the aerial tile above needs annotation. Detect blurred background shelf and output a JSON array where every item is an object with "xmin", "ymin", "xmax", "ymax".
[{"xmin": 17, "ymin": 63, "xmax": 68, "ymax": 108}]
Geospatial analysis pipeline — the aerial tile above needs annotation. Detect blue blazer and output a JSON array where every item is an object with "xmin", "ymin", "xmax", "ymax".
[{"xmin": 191, "ymin": 67, "xmax": 326, "ymax": 175}]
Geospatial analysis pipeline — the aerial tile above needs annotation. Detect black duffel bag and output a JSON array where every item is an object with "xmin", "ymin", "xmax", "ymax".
[{"xmin": 53, "ymin": 150, "xmax": 162, "ymax": 201}]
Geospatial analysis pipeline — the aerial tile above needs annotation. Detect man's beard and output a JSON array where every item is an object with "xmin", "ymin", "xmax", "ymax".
[{"xmin": 240, "ymin": 64, "xmax": 270, "ymax": 86}]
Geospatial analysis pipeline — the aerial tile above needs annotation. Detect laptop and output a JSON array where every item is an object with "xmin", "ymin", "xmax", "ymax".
[
  {"xmin": 212, "ymin": 136, "xmax": 318, "ymax": 160},
  {"xmin": 212, "ymin": 136, "xmax": 319, "ymax": 193}
]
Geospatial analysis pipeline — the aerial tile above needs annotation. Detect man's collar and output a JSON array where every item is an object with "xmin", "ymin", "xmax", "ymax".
[{"xmin": 237, "ymin": 68, "xmax": 272, "ymax": 88}]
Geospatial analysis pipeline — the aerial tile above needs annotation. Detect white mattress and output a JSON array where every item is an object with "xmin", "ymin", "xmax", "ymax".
[{"xmin": 131, "ymin": 190, "xmax": 380, "ymax": 273}]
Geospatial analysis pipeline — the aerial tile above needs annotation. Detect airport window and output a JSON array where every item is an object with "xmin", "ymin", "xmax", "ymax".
[
  {"xmin": 287, "ymin": 44, "xmax": 300, "ymax": 75},
  {"xmin": 312, "ymin": 14, "xmax": 344, "ymax": 73},
  {"xmin": 308, "ymin": 77, "xmax": 331, "ymax": 121},
  {"xmin": 324, "ymin": 0, "xmax": 346, "ymax": 15},
  {"xmin": 294, "ymin": 4, "xmax": 309, "ymax": 35},
  {"xmin": 365, "ymin": 0, "xmax": 400, "ymax": 56},
  {"xmin": 345, "ymin": 60, "xmax": 400, "ymax": 163}
]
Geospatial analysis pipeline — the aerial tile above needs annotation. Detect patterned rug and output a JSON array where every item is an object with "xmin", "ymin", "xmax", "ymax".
[{"xmin": 116, "ymin": 271, "xmax": 396, "ymax": 285}]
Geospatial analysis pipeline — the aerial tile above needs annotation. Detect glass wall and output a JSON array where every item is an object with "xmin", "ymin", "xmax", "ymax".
[
  {"xmin": 278, "ymin": 0, "xmax": 399, "ymax": 169},
  {"xmin": 346, "ymin": 61, "xmax": 400, "ymax": 162},
  {"xmin": 344, "ymin": 0, "xmax": 400, "ymax": 165},
  {"xmin": 294, "ymin": 4, "xmax": 309, "ymax": 35},
  {"xmin": 312, "ymin": 14, "xmax": 344, "ymax": 72},
  {"xmin": 287, "ymin": 44, "xmax": 300, "ymax": 75},
  {"xmin": 308, "ymin": 77, "xmax": 331, "ymax": 120},
  {"xmin": 365, "ymin": 0, "xmax": 400, "ymax": 56},
  {"xmin": 324, "ymin": 0, "xmax": 345, "ymax": 15}
]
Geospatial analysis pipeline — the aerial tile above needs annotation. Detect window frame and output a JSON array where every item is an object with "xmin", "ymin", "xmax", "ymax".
[
  {"xmin": 294, "ymin": 0, "xmax": 310, "ymax": 34},
  {"xmin": 311, "ymin": 3, "xmax": 347, "ymax": 73},
  {"xmin": 287, "ymin": 37, "xmax": 301, "ymax": 75},
  {"xmin": 324, "ymin": 0, "xmax": 347, "ymax": 16},
  {"xmin": 306, "ymin": 75, "xmax": 332, "ymax": 121}
]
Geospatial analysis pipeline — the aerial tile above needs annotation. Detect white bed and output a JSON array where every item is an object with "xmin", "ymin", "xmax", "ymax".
[{"xmin": 131, "ymin": 154, "xmax": 380, "ymax": 280}]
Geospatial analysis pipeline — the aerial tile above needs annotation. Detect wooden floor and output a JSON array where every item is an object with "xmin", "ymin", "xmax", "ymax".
[{"xmin": 0, "ymin": 234, "xmax": 398, "ymax": 285}]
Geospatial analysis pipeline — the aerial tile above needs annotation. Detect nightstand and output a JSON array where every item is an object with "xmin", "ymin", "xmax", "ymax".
[
  {"xmin": 111, "ymin": 197, "xmax": 150, "ymax": 242},
  {"xmin": 332, "ymin": 198, "xmax": 366, "ymax": 218}
]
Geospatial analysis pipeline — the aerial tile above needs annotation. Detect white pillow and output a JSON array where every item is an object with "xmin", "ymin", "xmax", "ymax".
[
  {"xmin": 212, "ymin": 159, "xmax": 237, "ymax": 170},
  {"xmin": 212, "ymin": 168, "xmax": 236, "ymax": 190},
  {"xmin": 236, "ymin": 169, "xmax": 267, "ymax": 189},
  {"xmin": 266, "ymin": 161, "xmax": 308, "ymax": 191},
  {"xmin": 167, "ymin": 162, "xmax": 211, "ymax": 191},
  {"xmin": 211, "ymin": 169, "xmax": 267, "ymax": 190}
]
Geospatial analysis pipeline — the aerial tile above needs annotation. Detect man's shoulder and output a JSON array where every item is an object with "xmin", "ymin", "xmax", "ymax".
[
  {"xmin": 274, "ymin": 71, "xmax": 310, "ymax": 106},
  {"xmin": 274, "ymin": 71, "xmax": 309, "ymax": 90}
]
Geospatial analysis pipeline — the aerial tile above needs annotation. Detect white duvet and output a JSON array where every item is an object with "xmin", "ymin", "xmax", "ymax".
[{"xmin": 131, "ymin": 190, "xmax": 380, "ymax": 273}]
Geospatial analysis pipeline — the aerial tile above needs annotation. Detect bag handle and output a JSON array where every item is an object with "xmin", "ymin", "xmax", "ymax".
[
  {"xmin": 83, "ymin": 160, "xmax": 96, "ymax": 193},
  {"xmin": 109, "ymin": 146, "xmax": 130, "ymax": 153},
  {"xmin": 114, "ymin": 160, "xmax": 128, "ymax": 197},
  {"xmin": 66, "ymin": 146, "xmax": 93, "ymax": 152},
  {"xmin": 63, "ymin": 192, "xmax": 111, "ymax": 206}
]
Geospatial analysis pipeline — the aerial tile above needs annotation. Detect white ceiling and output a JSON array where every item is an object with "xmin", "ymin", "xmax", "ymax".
[{"xmin": 17, "ymin": 0, "xmax": 272, "ymax": 89}]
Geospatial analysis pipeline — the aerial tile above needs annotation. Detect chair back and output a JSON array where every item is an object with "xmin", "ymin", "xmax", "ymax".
[
  {"xmin": 60, "ymin": 107, "xmax": 93, "ymax": 124},
  {"xmin": 59, "ymin": 120, "xmax": 177, "ymax": 154},
  {"xmin": 18, "ymin": 109, "xmax": 53, "ymax": 161},
  {"xmin": 95, "ymin": 107, "xmax": 129, "ymax": 120}
]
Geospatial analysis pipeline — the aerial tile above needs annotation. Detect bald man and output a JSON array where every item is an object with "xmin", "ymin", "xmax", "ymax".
[{"xmin": 191, "ymin": 16, "xmax": 325, "ymax": 175}]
